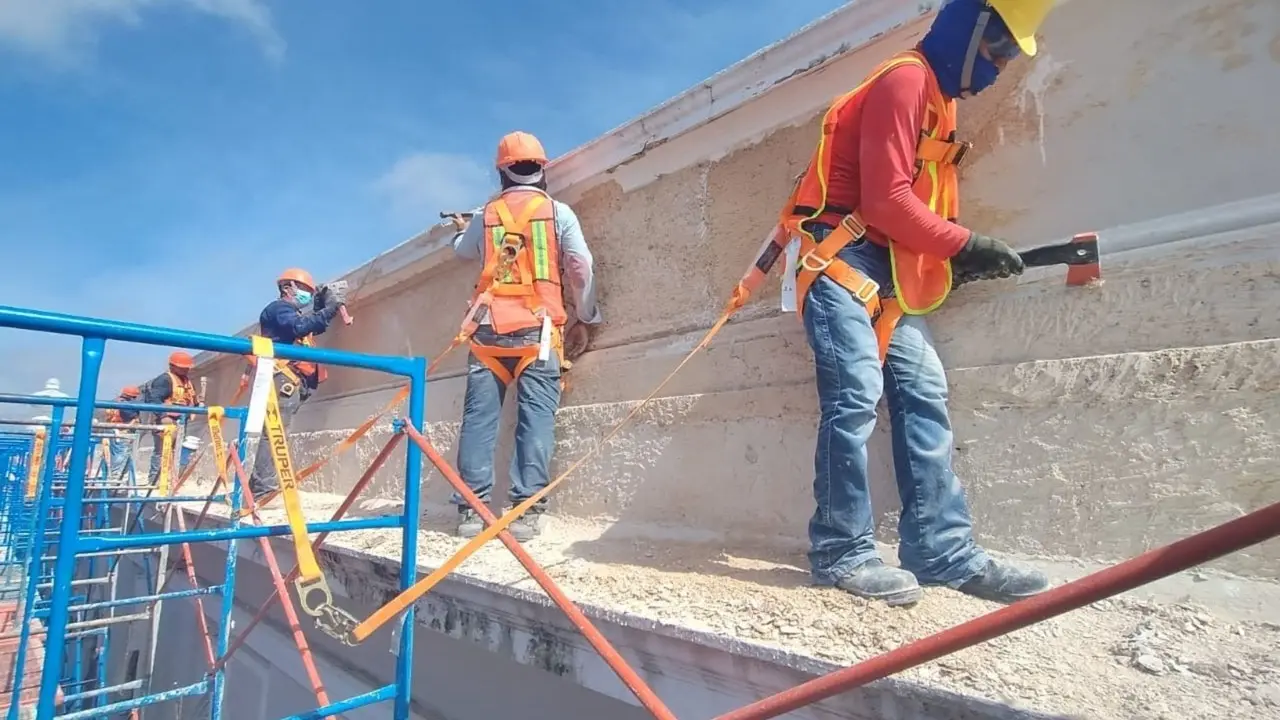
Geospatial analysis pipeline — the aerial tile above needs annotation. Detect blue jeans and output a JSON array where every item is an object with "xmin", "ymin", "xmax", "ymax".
[
  {"xmin": 453, "ymin": 326, "xmax": 562, "ymax": 510},
  {"xmin": 108, "ymin": 437, "xmax": 131, "ymax": 481},
  {"xmin": 802, "ymin": 228, "xmax": 988, "ymax": 587}
]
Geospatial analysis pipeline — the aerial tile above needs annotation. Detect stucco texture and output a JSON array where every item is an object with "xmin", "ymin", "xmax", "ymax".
[{"xmin": 184, "ymin": 0, "xmax": 1280, "ymax": 581}]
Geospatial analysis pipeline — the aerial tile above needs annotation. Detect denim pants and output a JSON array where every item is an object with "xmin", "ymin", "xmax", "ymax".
[
  {"xmin": 147, "ymin": 423, "xmax": 178, "ymax": 486},
  {"xmin": 802, "ymin": 228, "xmax": 988, "ymax": 587},
  {"xmin": 453, "ymin": 325, "xmax": 562, "ymax": 511},
  {"xmin": 108, "ymin": 436, "xmax": 132, "ymax": 481}
]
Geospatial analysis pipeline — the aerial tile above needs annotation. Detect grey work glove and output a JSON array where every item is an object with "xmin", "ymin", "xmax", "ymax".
[
  {"xmin": 317, "ymin": 283, "xmax": 348, "ymax": 308},
  {"xmin": 952, "ymin": 232, "xmax": 1024, "ymax": 282}
]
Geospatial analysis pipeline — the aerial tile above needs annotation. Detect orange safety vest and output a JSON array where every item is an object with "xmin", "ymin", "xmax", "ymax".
[
  {"xmin": 103, "ymin": 406, "xmax": 137, "ymax": 424},
  {"xmin": 785, "ymin": 49, "xmax": 969, "ymax": 332},
  {"xmin": 163, "ymin": 372, "xmax": 197, "ymax": 418},
  {"xmin": 460, "ymin": 188, "xmax": 570, "ymax": 385},
  {"xmin": 472, "ymin": 188, "xmax": 568, "ymax": 335}
]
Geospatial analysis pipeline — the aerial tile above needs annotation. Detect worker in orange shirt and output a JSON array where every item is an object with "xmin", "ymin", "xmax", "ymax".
[
  {"xmin": 140, "ymin": 352, "xmax": 201, "ymax": 486},
  {"xmin": 446, "ymin": 131, "xmax": 602, "ymax": 541},
  {"xmin": 781, "ymin": 0, "xmax": 1055, "ymax": 606}
]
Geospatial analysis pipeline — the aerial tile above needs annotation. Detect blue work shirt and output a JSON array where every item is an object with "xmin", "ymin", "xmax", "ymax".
[
  {"xmin": 259, "ymin": 299, "xmax": 336, "ymax": 345},
  {"xmin": 257, "ymin": 299, "xmax": 337, "ymax": 388},
  {"xmin": 452, "ymin": 187, "xmax": 603, "ymax": 325}
]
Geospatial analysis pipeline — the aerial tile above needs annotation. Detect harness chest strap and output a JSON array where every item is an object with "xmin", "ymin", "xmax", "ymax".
[{"xmin": 484, "ymin": 195, "xmax": 548, "ymax": 301}]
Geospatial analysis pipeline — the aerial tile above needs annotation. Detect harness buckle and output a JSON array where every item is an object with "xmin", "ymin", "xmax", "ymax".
[
  {"xmin": 278, "ymin": 381, "xmax": 296, "ymax": 398},
  {"xmin": 852, "ymin": 276, "xmax": 880, "ymax": 306},
  {"xmin": 500, "ymin": 233, "xmax": 525, "ymax": 257},
  {"xmin": 799, "ymin": 250, "xmax": 833, "ymax": 273}
]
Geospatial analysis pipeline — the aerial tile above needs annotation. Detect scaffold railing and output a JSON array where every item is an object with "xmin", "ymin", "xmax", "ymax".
[{"xmin": 0, "ymin": 304, "xmax": 429, "ymax": 720}]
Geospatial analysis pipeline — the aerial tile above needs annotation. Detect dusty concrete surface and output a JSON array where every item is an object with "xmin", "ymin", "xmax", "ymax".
[{"xmin": 182, "ymin": 492, "xmax": 1280, "ymax": 720}]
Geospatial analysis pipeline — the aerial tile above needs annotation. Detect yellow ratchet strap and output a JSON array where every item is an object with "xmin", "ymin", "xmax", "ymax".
[
  {"xmin": 158, "ymin": 424, "xmax": 176, "ymax": 496},
  {"xmin": 255, "ymin": 336, "xmax": 360, "ymax": 643},
  {"xmin": 26, "ymin": 429, "xmax": 46, "ymax": 499},
  {"xmin": 207, "ymin": 406, "xmax": 230, "ymax": 502}
]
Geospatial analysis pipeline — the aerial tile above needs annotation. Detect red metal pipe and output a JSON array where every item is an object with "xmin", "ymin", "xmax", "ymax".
[
  {"xmin": 211, "ymin": 433, "xmax": 402, "ymax": 673},
  {"xmin": 403, "ymin": 425, "xmax": 678, "ymax": 720},
  {"xmin": 714, "ymin": 500, "xmax": 1280, "ymax": 720},
  {"xmin": 232, "ymin": 454, "xmax": 332, "ymax": 709},
  {"xmin": 170, "ymin": 509, "xmax": 218, "ymax": 668}
]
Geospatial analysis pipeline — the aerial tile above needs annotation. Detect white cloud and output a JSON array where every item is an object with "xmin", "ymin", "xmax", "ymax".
[
  {"xmin": 374, "ymin": 151, "xmax": 495, "ymax": 232},
  {"xmin": 0, "ymin": 0, "xmax": 285, "ymax": 66}
]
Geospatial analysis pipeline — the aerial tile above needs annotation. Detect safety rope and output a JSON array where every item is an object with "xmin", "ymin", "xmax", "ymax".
[{"xmin": 349, "ymin": 300, "xmax": 739, "ymax": 640}]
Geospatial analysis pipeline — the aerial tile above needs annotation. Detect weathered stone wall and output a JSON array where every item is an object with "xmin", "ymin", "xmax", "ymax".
[{"xmin": 190, "ymin": 0, "xmax": 1280, "ymax": 579}]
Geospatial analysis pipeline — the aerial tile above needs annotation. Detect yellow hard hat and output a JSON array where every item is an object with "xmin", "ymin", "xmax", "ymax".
[{"xmin": 987, "ymin": 0, "xmax": 1055, "ymax": 57}]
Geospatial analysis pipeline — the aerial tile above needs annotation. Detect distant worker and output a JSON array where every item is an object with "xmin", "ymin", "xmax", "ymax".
[
  {"xmin": 243, "ymin": 268, "xmax": 347, "ymax": 505},
  {"xmin": 446, "ymin": 130, "xmax": 602, "ymax": 541},
  {"xmin": 101, "ymin": 386, "xmax": 141, "ymax": 480},
  {"xmin": 141, "ymin": 352, "xmax": 201, "ymax": 485},
  {"xmin": 779, "ymin": 0, "xmax": 1055, "ymax": 606}
]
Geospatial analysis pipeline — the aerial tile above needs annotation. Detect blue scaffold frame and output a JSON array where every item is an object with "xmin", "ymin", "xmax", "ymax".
[{"xmin": 0, "ymin": 304, "xmax": 427, "ymax": 720}]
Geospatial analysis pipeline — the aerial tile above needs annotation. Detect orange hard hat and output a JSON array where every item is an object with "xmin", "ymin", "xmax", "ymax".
[
  {"xmin": 277, "ymin": 268, "xmax": 316, "ymax": 291},
  {"xmin": 168, "ymin": 351, "xmax": 195, "ymax": 370},
  {"xmin": 495, "ymin": 131, "xmax": 547, "ymax": 168},
  {"xmin": 120, "ymin": 386, "xmax": 140, "ymax": 399}
]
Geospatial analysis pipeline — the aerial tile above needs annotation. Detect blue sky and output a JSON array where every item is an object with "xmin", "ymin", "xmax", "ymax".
[{"xmin": 0, "ymin": 0, "xmax": 845, "ymax": 401}]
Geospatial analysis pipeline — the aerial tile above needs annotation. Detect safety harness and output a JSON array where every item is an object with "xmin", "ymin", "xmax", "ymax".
[
  {"xmin": 775, "ymin": 51, "xmax": 971, "ymax": 362},
  {"xmin": 467, "ymin": 193, "xmax": 568, "ymax": 386}
]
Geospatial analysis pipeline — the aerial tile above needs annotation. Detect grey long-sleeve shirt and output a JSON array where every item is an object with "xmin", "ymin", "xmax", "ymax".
[{"xmin": 452, "ymin": 187, "xmax": 603, "ymax": 325}]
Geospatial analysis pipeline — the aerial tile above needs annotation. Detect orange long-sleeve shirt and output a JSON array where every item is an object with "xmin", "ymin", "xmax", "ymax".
[{"xmin": 821, "ymin": 63, "xmax": 970, "ymax": 257}]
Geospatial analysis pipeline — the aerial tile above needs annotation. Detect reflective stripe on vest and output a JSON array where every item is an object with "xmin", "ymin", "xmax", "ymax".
[
  {"xmin": 787, "ymin": 49, "xmax": 965, "ymax": 316},
  {"xmin": 474, "ymin": 188, "xmax": 568, "ymax": 334},
  {"xmin": 164, "ymin": 372, "xmax": 196, "ymax": 417}
]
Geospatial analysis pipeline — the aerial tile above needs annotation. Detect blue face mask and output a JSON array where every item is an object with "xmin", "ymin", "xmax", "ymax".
[
  {"xmin": 920, "ymin": 0, "xmax": 1019, "ymax": 99},
  {"xmin": 293, "ymin": 289, "xmax": 313, "ymax": 306}
]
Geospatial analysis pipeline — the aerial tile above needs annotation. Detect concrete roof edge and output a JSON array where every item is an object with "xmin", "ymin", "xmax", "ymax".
[{"xmin": 197, "ymin": 0, "xmax": 940, "ymax": 364}]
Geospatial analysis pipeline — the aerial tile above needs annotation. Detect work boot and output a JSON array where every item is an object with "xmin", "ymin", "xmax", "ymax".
[
  {"xmin": 955, "ymin": 559, "xmax": 1049, "ymax": 604},
  {"xmin": 834, "ymin": 559, "xmax": 922, "ymax": 607},
  {"xmin": 506, "ymin": 507, "xmax": 545, "ymax": 542},
  {"xmin": 456, "ymin": 508, "xmax": 483, "ymax": 538}
]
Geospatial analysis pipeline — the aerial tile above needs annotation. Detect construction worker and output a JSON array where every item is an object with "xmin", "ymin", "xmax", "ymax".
[
  {"xmin": 446, "ymin": 131, "xmax": 602, "ymax": 541},
  {"xmin": 244, "ymin": 268, "xmax": 347, "ymax": 504},
  {"xmin": 101, "ymin": 386, "xmax": 141, "ymax": 480},
  {"xmin": 140, "ymin": 352, "xmax": 201, "ymax": 485},
  {"xmin": 780, "ymin": 0, "xmax": 1055, "ymax": 606}
]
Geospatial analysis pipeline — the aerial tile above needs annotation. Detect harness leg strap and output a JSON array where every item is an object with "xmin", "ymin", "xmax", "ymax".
[
  {"xmin": 793, "ymin": 213, "xmax": 906, "ymax": 365},
  {"xmin": 469, "ymin": 344, "xmax": 539, "ymax": 386}
]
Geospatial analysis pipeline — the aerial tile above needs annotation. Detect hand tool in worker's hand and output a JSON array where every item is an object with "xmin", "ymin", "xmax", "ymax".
[
  {"xmin": 1018, "ymin": 232, "xmax": 1100, "ymax": 285},
  {"xmin": 322, "ymin": 280, "xmax": 355, "ymax": 324}
]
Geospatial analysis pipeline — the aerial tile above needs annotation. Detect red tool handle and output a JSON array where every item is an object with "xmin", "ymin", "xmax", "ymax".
[{"xmin": 339, "ymin": 306, "xmax": 353, "ymax": 325}]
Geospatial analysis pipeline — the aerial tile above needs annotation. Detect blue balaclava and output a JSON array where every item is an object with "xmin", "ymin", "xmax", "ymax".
[{"xmin": 919, "ymin": 0, "xmax": 1021, "ymax": 99}]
